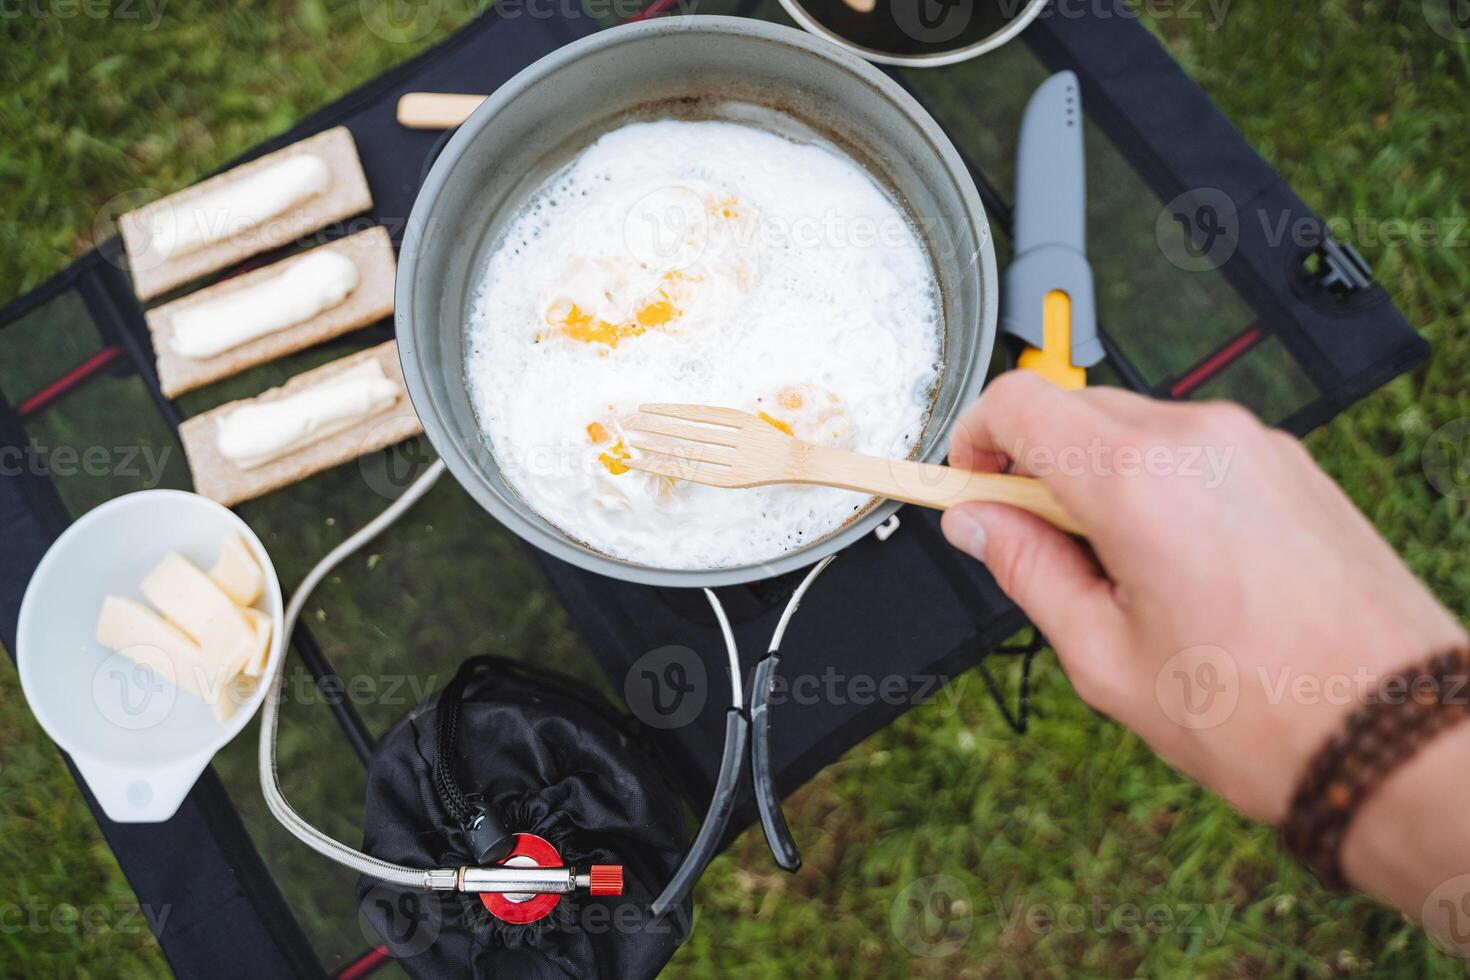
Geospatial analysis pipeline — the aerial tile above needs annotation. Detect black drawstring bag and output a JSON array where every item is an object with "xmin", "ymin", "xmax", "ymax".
[{"xmin": 357, "ymin": 655, "xmax": 692, "ymax": 978}]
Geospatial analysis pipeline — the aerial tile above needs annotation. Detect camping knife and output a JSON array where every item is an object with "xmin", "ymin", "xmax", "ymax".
[{"xmin": 1003, "ymin": 71, "xmax": 1102, "ymax": 390}]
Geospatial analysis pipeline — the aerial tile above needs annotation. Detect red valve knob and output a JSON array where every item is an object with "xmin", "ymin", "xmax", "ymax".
[
  {"xmin": 482, "ymin": 834, "xmax": 563, "ymax": 924},
  {"xmin": 589, "ymin": 865, "xmax": 624, "ymax": 896}
]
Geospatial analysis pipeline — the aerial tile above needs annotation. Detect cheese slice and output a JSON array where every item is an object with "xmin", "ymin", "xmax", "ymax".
[
  {"xmin": 140, "ymin": 553, "xmax": 257, "ymax": 678},
  {"xmin": 170, "ymin": 250, "xmax": 360, "ymax": 361},
  {"xmin": 150, "ymin": 154, "xmax": 332, "ymax": 260},
  {"xmin": 96, "ymin": 596, "xmax": 236, "ymax": 722},
  {"xmin": 209, "ymin": 532, "xmax": 265, "ymax": 607},
  {"xmin": 215, "ymin": 360, "xmax": 399, "ymax": 470},
  {"xmin": 239, "ymin": 606, "xmax": 274, "ymax": 678}
]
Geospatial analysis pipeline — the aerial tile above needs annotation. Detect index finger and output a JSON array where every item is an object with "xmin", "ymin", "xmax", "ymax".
[{"xmin": 947, "ymin": 371, "xmax": 1127, "ymax": 527}]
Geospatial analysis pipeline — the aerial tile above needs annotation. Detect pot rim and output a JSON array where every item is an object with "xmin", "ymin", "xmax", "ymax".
[{"xmin": 773, "ymin": 0, "xmax": 1051, "ymax": 69}]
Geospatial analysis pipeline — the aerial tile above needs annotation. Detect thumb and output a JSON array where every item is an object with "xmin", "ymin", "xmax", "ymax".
[{"xmin": 941, "ymin": 502, "xmax": 1124, "ymax": 661}]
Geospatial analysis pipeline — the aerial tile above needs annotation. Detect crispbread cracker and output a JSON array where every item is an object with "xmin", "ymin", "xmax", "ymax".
[
  {"xmin": 179, "ymin": 341, "xmax": 422, "ymax": 507},
  {"xmin": 120, "ymin": 127, "xmax": 373, "ymax": 300},
  {"xmin": 147, "ymin": 227, "xmax": 395, "ymax": 398}
]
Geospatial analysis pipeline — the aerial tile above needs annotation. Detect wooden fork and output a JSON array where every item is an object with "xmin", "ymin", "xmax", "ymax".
[{"xmin": 625, "ymin": 404, "xmax": 1083, "ymax": 536}]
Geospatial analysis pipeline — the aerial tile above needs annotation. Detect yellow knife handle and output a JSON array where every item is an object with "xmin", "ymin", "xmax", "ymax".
[{"xmin": 1018, "ymin": 289, "xmax": 1087, "ymax": 390}]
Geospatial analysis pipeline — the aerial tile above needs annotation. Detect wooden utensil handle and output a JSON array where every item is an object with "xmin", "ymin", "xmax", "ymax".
[
  {"xmin": 396, "ymin": 93, "xmax": 486, "ymax": 130},
  {"xmin": 805, "ymin": 449, "xmax": 1083, "ymax": 536}
]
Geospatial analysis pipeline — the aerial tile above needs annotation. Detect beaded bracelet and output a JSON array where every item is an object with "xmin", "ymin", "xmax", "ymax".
[{"xmin": 1280, "ymin": 647, "xmax": 1470, "ymax": 889}]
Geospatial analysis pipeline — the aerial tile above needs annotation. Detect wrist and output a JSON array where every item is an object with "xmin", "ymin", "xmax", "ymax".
[
  {"xmin": 1280, "ymin": 647, "xmax": 1470, "ymax": 893},
  {"xmin": 1340, "ymin": 721, "xmax": 1470, "ymax": 926}
]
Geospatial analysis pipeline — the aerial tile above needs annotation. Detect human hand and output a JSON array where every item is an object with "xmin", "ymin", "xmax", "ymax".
[{"xmin": 941, "ymin": 371, "xmax": 1467, "ymax": 827}]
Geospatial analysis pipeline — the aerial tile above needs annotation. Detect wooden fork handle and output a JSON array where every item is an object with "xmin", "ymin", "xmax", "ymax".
[
  {"xmin": 805, "ymin": 449, "xmax": 1084, "ymax": 536},
  {"xmin": 396, "ymin": 92, "xmax": 486, "ymax": 129}
]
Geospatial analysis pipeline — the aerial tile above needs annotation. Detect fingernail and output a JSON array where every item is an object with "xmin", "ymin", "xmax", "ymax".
[{"xmin": 943, "ymin": 507, "xmax": 988, "ymax": 560}]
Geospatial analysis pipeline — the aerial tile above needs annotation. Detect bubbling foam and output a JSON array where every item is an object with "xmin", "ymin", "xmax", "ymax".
[{"xmin": 467, "ymin": 118, "xmax": 942, "ymax": 569}]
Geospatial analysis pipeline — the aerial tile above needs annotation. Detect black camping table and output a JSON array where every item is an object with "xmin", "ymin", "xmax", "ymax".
[{"xmin": 0, "ymin": 1, "xmax": 1427, "ymax": 976}]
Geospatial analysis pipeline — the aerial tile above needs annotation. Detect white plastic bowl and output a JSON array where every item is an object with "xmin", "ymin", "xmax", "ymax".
[{"xmin": 17, "ymin": 490, "xmax": 284, "ymax": 822}]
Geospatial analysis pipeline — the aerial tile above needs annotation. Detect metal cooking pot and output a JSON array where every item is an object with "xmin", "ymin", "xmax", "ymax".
[{"xmin": 396, "ymin": 16, "xmax": 997, "ymax": 587}]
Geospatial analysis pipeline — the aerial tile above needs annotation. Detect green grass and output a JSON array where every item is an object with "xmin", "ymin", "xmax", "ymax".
[{"xmin": 2, "ymin": 1, "xmax": 1469, "ymax": 976}]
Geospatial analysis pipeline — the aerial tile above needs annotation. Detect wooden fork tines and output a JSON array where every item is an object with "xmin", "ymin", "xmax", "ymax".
[{"xmin": 625, "ymin": 403, "xmax": 1083, "ymax": 535}]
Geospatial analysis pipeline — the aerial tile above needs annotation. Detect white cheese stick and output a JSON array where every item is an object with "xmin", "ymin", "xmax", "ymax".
[
  {"xmin": 170, "ymin": 250, "xmax": 359, "ymax": 361},
  {"xmin": 207, "ymin": 532, "xmax": 266, "ymax": 607},
  {"xmin": 239, "ymin": 606, "xmax": 274, "ymax": 678},
  {"xmin": 219, "ymin": 674, "xmax": 260, "ymax": 722},
  {"xmin": 215, "ymin": 360, "xmax": 400, "ymax": 470},
  {"xmin": 96, "ymin": 596, "xmax": 238, "ymax": 723},
  {"xmin": 148, "ymin": 155, "xmax": 332, "ymax": 260},
  {"xmin": 140, "ymin": 553, "xmax": 258, "ymax": 678}
]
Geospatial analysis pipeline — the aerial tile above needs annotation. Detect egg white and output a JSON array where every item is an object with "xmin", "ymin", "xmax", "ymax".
[{"xmin": 466, "ymin": 118, "xmax": 942, "ymax": 570}]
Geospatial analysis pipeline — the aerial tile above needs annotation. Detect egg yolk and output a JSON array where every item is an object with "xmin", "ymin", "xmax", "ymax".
[
  {"xmin": 709, "ymin": 195, "xmax": 740, "ymax": 221},
  {"xmin": 587, "ymin": 422, "xmax": 632, "ymax": 475},
  {"xmin": 634, "ymin": 295, "xmax": 678, "ymax": 328},
  {"xmin": 757, "ymin": 386, "xmax": 851, "ymax": 447},
  {"xmin": 542, "ymin": 273, "xmax": 690, "ymax": 348},
  {"xmin": 599, "ymin": 439, "xmax": 631, "ymax": 475},
  {"xmin": 757, "ymin": 411, "xmax": 794, "ymax": 436}
]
